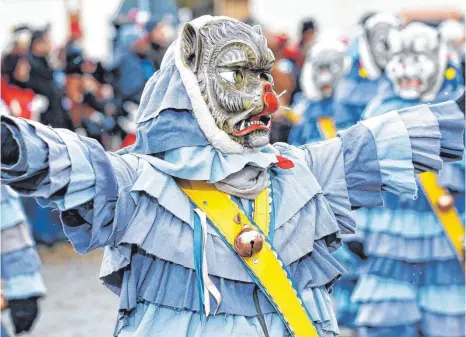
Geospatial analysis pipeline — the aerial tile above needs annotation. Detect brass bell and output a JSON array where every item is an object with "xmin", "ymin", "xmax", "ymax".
[
  {"xmin": 437, "ymin": 194, "xmax": 455, "ymax": 212},
  {"xmin": 234, "ymin": 225, "xmax": 264, "ymax": 257}
]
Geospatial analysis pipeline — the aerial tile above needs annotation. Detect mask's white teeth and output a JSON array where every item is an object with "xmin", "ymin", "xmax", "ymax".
[{"xmin": 240, "ymin": 120, "xmax": 246, "ymax": 130}]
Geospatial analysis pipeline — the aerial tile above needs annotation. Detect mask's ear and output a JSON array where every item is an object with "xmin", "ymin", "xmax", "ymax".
[
  {"xmin": 253, "ymin": 25, "xmax": 263, "ymax": 35},
  {"xmin": 180, "ymin": 23, "xmax": 202, "ymax": 73}
]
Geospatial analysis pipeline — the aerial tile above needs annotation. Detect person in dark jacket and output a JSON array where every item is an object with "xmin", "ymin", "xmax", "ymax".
[
  {"xmin": 26, "ymin": 26, "xmax": 73, "ymax": 129},
  {"xmin": 1, "ymin": 25, "xmax": 31, "ymax": 82},
  {"xmin": 146, "ymin": 19, "xmax": 168, "ymax": 71}
]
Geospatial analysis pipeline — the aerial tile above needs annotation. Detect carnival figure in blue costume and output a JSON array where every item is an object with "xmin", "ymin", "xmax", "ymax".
[
  {"xmin": 1, "ymin": 101, "xmax": 46, "ymax": 337},
  {"xmin": 288, "ymin": 40, "xmax": 346, "ymax": 146},
  {"xmin": 1, "ymin": 185, "xmax": 46, "ymax": 336},
  {"xmin": 1, "ymin": 16, "xmax": 465, "ymax": 337},
  {"xmin": 352, "ymin": 22, "xmax": 465, "ymax": 337},
  {"xmin": 334, "ymin": 13, "xmax": 402, "ymax": 129},
  {"xmin": 288, "ymin": 40, "xmax": 364, "ymax": 332}
]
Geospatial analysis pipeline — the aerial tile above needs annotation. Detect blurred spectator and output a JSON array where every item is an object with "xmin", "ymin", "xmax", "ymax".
[
  {"xmin": 300, "ymin": 18, "xmax": 318, "ymax": 54},
  {"xmin": 146, "ymin": 19, "xmax": 169, "ymax": 70},
  {"xmin": 1, "ymin": 25, "xmax": 38, "ymax": 120},
  {"xmin": 63, "ymin": 43, "xmax": 118, "ymax": 146},
  {"xmin": 113, "ymin": 24, "xmax": 154, "ymax": 104},
  {"xmin": 27, "ymin": 25, "xmax": 73, "ymax": 129},
  {"xmin": 1, "ymin": 25, "xmax": 31, "ymax": 81}
]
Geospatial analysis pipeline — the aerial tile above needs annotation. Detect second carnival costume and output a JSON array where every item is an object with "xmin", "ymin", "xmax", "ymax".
[
  {"xmin": 288, "ymin": 40, "xmax": 363, "ymax": 330},
  {"xmin": 334, "ymin": 13, "xmax": 403, "ymax": 129},
  {"xmin": 352, "ymin": 23, "xmax": 465, "ymax": 337},
  {"xmin": 1, "ymin": 102, "xmax": 46, "ymax": 337},
  {"xmin": 1, "ymin": 16, "xmax": 465, "ymax": 337}
]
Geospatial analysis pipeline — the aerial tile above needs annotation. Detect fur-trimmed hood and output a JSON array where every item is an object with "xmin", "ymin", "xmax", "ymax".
[{"xmin": 120, "ymin": 16, "xmax": 279, "ymax": 183}]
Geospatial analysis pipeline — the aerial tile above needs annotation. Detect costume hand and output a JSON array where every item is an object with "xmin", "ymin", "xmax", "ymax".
[
  {"xmin": 1, "ymin": 122, "xmax": 20, "ymax": 166},
  {"xmin": 9, "ymin": 297, "xmax": 40, "ymax": 334},
  {"xmin": 456, "ymin": 91, "xmax": 465, "ymax": 114}
]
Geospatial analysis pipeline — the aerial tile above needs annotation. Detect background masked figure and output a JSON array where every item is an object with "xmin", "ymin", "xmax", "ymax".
[
  {"xmin": 0, "ymin": 103, "xmax": 46, "ymax": 337},
  {"xmin": 352, "ymin": 22, "xmax": 465, "ymax": 337},
  {"xmin": 288, "ymin": 40, "xmax": 365, "ymax": 333},
  {"xmin": 1, "ymin": 16, "xmax": 464, "ymax": 337},
  {"xmin": 288, "ymin": 40, "xmax": 346, "ymax": 145},
  {"xmin": 334, "ymin": 13, "xmax": 402, "ymax": 129}
]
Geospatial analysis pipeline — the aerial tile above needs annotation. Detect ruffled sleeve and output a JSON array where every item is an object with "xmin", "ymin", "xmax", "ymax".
[
  {"xmin": 1, "ymin": 116, "xmax": 139, "ymax": 253},
  {"xmin": 1, "ymin": 186, "xmax": 46, "ymax": 300},
  {"xmin": 301, "ymin": 138, "xmax": 356, "ymax": 235},
  {"xmin": 61, "ymin": 153, "xmax": 139, "ymax": 254},
  {"xmin": 336, "ymin": 100, "xmax": 464, "ymax": 207},
  {"xmin": 1, "ymin": 115, "xmax": 96, "ymax": 210}
]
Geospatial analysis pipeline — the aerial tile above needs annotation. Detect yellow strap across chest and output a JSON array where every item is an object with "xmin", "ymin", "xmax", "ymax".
[
  {"xmin": 178, "ymin": 179, "xmax": 319, "ymax": 337},
  {"xmin": 418, "ymin": 172, "xmax": 465, "ymax": 267},
  {"xmin": 253, "ymin": 188, "xmax": 271, "ymax": 237},
  {"xmin": 316, "ymin": 115, "xmax": 464, "ymax": 266},
  {"xmin": 317, "ymin": 116, "xmax": 337, "ymax": 139}
]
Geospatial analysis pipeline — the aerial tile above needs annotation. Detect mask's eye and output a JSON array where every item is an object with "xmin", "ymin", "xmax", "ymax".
[
  {"xmin": 220, "ymin": 70, "xmax": 244, "ymax": 84},
  {"xmin": 259, "ymin": 72, "xmax": 274, "ymax": 86}
]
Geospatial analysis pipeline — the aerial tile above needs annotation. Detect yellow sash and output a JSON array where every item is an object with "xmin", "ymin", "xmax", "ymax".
[
  {"xmin": 178, "ymin": 179, "xmax": 319, "ymax": 337},
  {"xmin": 316, "ymin": 116, "xmax": 465, "ymax": 266},
  {"xmin": 418, "ymin": 172, "xmax": 465, "ymax": 267},
  {"xmin": 285, "ymin": 109, "xmax": 301, "ymax": 125},
  {"xmin": 317, "ymin": 116, "xmax": 337, "ymax": 139}
]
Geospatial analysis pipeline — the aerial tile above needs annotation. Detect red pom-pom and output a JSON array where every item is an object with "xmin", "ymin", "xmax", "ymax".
[
  {"xmin": 276, "ymin": 155, "xmax": 294, "ymax": 169},
  {"xmin": 263, "ymin": 92, "xmax": 279, "ymax": 113}
]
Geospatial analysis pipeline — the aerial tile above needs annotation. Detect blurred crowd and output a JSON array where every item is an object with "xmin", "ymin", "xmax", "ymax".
[
  {"xmin": 1, "ymin": 10, "xmax": 177, "ymax": 151},
  {"xmin": 2, "ymin": 9, "xmax": 464, "ymax": 152},
  {"xmin": 0, "ymin": 9, "xmax": 324, "ymax": 152}
]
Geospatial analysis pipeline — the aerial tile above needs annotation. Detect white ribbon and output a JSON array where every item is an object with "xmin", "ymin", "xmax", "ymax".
[{"xmin": 193, "ymin": 208, "xmax": 222, "ymax": 316}]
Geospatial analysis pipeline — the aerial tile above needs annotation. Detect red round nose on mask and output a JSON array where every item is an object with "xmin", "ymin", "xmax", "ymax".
[{"xmin": 262, "ymin": 83, "xmax": 279, "ymax": 114}]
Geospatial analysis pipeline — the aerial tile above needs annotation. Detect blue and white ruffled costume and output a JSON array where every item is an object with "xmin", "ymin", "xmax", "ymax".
[
  {"xmin": 288, "ymin": 92, "xmax": 363, "ymax": 330},
  {"xmin": 352, "ymin": 74, "xmax": 465, "ymax": 337},
  {"xmin": 1, "ymin": 185, "xmax": 46, "ymax": 336},
  {"xmin": 1, "ymin": 16, "xmax": 464, "ymax": 337},
  {"xmin": 288, "ymin": 95, "xmax": 334, "ymax": 146}
]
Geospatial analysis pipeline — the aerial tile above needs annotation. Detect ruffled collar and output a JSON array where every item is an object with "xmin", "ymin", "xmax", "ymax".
[{"xmin": 128, "ymin": 144, "xmax": 279, "ymax": 184}]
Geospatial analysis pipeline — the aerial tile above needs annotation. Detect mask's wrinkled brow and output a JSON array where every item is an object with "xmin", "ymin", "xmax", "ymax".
[{"xmin": 218, "ymin": 48, "xmax": 255, "ymax": 69}]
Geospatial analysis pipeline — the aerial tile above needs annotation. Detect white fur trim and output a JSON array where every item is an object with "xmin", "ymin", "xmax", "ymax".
[
  {"xmin": 360, "ymin": 13, "xmax": 403, "ymax": 80},
  {"xmin": 174, "ymin": 16, "xmax": 246, "ymax": 154},
  {"xmin": 300, "ymin": 58, "xmax": 321, "ymax": 100},
  {"xmin": 358, "ymin": 35, "xmax": 382, "ymax": 80},
  {"xmin": 421, "ymin": 40, "xmax": 448, "ymax": 102},
  {"xmin": 364, "ymin": 13, "xmax": 402, "ymax": 31}
]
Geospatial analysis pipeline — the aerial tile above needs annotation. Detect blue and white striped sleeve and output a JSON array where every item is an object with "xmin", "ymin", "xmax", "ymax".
[
  {"xmin": 337, "ymin": 100, "xmax": 464, "ymax": 204},
  {"xmin": 305, "ymin": 100, "xmax": 463, "ymax": 211},
  {"xmin": 1, "ymin": 115, "xmax": 139, "ymax": 253}
]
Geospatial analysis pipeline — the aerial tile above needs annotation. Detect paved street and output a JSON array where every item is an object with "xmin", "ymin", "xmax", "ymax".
[{"xmin": 2, "ymin": 243, "xmax": 119, "ymax": 337}]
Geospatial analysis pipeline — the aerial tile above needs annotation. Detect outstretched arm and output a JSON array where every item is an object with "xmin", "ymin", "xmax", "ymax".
[
  {"xmin": 304, "ymin": 97, "xmax": 464, "ymax": 214},
  {"xmin": 1, "ymin": 116, "xmax": 138, "ymax": 252}
]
